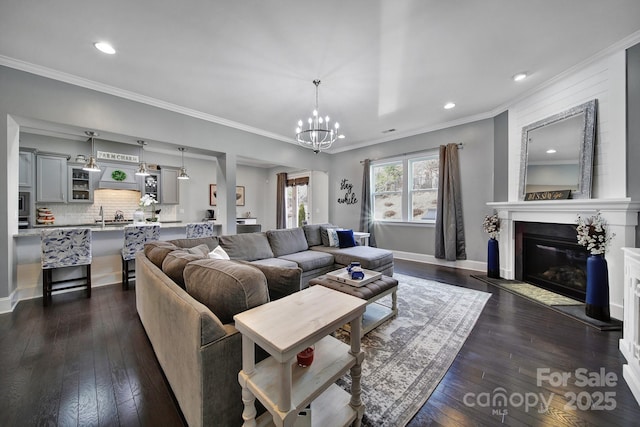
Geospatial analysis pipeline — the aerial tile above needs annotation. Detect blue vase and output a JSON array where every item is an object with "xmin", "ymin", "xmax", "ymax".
[
  {"xmin": 586, "ymin": 254, "xmax": 610, "ymax": 321},
  {"xmin": 487, "ymin": 238, "xmax": 500, "ymax": 279}
]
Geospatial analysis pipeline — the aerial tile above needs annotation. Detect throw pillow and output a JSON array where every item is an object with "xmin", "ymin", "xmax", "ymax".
[
  {"xmin": 187, "ymin": 244, "xmax": 211, "ymax": 257},
  {"xmin": 327, "ymin": 228, "xmax": 340, "ymax": 247},
  {"xmin": 162, "ymin": 249, "xmax": 208, "ymax": 289},
  {"xmin": 337, "ymin": 229, "xmax": 357, "ymax": 248},
  {"xmin": 320, "ymin": 225, "xmax": 340, "ymax": 247},
  {"xmin": 209, "ymin": 245, "xmax": 230, "ymax": 260}
]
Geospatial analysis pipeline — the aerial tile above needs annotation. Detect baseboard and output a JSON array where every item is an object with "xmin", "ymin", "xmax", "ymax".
[{"xmin": 392, "ymin": 250, "xmax": 486, "ymax": 272}]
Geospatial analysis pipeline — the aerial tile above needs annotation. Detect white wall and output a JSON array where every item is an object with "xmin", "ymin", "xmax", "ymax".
[{"xmin": 508, "ymin": 50, "xmax": 627, "ymax": 200}]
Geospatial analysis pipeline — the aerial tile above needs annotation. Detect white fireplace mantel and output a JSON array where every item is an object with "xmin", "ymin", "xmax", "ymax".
[{"xmin": 487, "ymin": 198, "xmax": 640, "ymax": 320}]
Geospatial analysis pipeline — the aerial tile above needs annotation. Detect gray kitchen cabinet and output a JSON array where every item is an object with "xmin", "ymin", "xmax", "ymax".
[
  {"xmin": 68, "ymin": 164, "xmax": 93, "ymax": 203},
  {"xmin": 160, "ymin": 167, "xmax": 180, "ymax": 204},
  {"xmin": 36, "ymin": 154, "xmax": 67, "ymax": 203},
  {"xmin": 141, "ymin": 171, "xmax": 160, "ymax": 203},
  {"xmin": 19, "ymin": 150, "xmax": 34, "ymax": 188}
]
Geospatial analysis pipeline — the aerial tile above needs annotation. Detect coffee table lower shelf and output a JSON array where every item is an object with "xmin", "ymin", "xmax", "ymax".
[{"xmin": 255, "ymin": 384, "xmax": 358, "ymax": 427}]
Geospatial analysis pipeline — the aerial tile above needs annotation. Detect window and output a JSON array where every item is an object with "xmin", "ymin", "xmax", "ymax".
[{"xmin": 372, "ymin": 153, "xmax": 439, "ymax": 222}]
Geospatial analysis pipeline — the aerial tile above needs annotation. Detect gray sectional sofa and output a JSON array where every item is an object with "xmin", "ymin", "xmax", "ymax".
[{"xmin": 135, "ymin": 225, "xmax": 393, "ymax": 426}]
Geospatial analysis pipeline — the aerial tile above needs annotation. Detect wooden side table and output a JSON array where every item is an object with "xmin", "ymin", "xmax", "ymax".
[{"xmin": 234, "ymin": 286, "xmax": 367, "ymax": 427}]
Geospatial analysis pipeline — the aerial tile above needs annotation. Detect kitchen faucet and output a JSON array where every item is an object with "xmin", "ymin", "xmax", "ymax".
[{"xmin": 99, "ymin": 206, "xmax": 104, "ymax": 228}]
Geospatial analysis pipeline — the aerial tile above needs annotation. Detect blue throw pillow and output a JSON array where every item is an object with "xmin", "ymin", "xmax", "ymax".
[{"xmin": 337, "ymin": 229, "xmax": 357, "ymax": 248}]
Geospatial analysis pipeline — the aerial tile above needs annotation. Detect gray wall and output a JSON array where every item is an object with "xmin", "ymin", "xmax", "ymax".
[
  {"xmin": 627, "ymin": 43, "xmax": 640, "ymax": 200},
  {"xmin": 328, "ymin": 118, "xmax": 495, "ymax": 262},
  {"xmin": 0, "ymin": 65, "xmax": 331, "ymax": 299},
  {"xmin": 493, "ymin": 110, "xmax": 509, "ymax": 201}
]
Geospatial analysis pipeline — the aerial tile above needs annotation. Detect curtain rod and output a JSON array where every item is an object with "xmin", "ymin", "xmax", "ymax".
[{"xmin": 360, "ymin": 142, "xmax": 463, "ymax": 164}]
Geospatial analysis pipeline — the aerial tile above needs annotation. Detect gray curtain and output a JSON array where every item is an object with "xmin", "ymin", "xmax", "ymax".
[
  {"xmin": 435, "ymin": 143, "xmax": 466, "ymax": 260},
  {"xmin": 276, "ymin": 172, "xmax": 287, "ymax": 229},
  {"xmin": 358, "ymin": 159, "xmax": 377, "ymax": 247}
]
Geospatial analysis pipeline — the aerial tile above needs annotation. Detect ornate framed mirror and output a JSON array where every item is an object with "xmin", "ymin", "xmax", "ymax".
[{"xmin": 519, "ymin": 99, "xmax": 597, "ymax": 200}]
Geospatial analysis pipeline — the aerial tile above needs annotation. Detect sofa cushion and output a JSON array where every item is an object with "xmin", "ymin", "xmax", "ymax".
[
  {"xmin": 250, "ymin": 258, "xmax": 299, "ymax": 268},
  {"xmin": 266, "ymin": 228, "xmax": 309, "ymax": 257},
  {"xmin": 303, "ymin": 223, "xmax": 334, "ymax": 247},
  {"xmin": 279, "ymin": 250, "xmax": 335, "ymax": 272},
  {"xmin": 337, "ymin": 229, "xmax": 357, "ymax": 248},
  {"xmin": 237, "ymin": 260, "xmax": 302, "ymax": 300},
  {"xmin": 218, "ymin": 233, "xmax": 274, "ymax": 261},
  {"xmin": 169, "ymin": 237, "xmax": 219, "ymax": 251},
  {"xmin": 310, "ymin": 245, "xmax": 393, "ymax": 270},
  {"xmin": 184, "ymin": 259, "xmax": 269, "ymax": 324},
  {"xmin": 162, "ymin": 245, "xmax": 210, "ymax": 288},
  {"xmin": 144, "ymin": 241, "xmax": 181, "ymax": 268}
]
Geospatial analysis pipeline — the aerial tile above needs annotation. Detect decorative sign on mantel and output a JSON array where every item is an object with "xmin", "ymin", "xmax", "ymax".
[
  {"xmin": 337, "ymin": 178, "xmax": 358, "ymax": 205},
  {"xmin": 524, "ymin": 190, "xmax": 571, "ymax": 201},
  {"xmin": 97, "ymin": 151, "xmax": 139, "ymax": 163}
]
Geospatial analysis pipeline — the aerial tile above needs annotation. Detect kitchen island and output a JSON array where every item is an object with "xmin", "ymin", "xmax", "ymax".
[{"xmin": 13, "ymin": 222, "xmax": 193, "ymax": 303}]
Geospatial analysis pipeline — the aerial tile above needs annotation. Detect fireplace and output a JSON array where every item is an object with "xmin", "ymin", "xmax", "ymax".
[{"xmin": 515, "ymin": 222, "xmax": 588, "ymax": 302}]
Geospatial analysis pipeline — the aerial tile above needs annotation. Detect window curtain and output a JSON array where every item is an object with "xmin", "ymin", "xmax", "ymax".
[
  {"xmin": 276, "ymin": 172, "xmax": 287, "ymax": 229},
  {"xmin": 358, "ymin": 159, "xmax": 377, "ymax": 247},
  {"xmin": 434, "ymin": 143, "xmax": 466, "ymax": 260}
]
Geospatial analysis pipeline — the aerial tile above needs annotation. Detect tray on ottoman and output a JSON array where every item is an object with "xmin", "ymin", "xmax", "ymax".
[{"xmin": 325, "ymin": 268, "xmax": 381, "ymax": 287}]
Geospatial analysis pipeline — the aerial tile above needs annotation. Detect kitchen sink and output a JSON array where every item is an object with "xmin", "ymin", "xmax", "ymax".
[{"xmin": 94, "ymin": 219, "xmax": 134, "ymax": 225}]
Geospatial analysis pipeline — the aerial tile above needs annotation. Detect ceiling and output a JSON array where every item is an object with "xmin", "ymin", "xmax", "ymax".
[{"xmin": 2, "ymin": 0, "xmax": 640, "ymax": 154}]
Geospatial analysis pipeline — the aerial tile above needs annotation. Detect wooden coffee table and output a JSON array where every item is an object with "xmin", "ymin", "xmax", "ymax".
[
  {"xmin": 309, "ymin": 271, "xmax": 398, "ymax": 337},
  {"xmin": 234, "ymin": 285, "xmax": 366, "ymax": 427}
]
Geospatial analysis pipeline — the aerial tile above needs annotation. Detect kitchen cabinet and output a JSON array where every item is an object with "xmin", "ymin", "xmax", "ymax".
[
  {"xmin": 36, "ymin": 154, "xmax": 67, "ymax": 203},
  {"xmin": 68, "ymin": 164, "xmax": 93, "ymax": 203},
  {"xmin": 141, "ymin": 172, "xmax": 160, "ymax": 203},
  {"xmin": 160, "ymin": 167, "xmax": 180, "ymax": 204},
  {"xmin": 140, "ymin": 168, "xmax": 180, "ymax": 204},
  {"xmin": 19, "ymin": 150, "xmax": 34, "ymax": 189}
]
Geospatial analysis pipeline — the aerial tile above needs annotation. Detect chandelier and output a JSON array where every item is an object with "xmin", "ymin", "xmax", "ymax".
[{"xmin": 295, "ymin": 79, "xmax": 343, "ymax": 153}]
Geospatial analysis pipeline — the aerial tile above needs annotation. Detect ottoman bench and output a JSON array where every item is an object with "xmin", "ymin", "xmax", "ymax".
[{"xmin": 309, "ymin": 274, "xmax": 398, "ymax": 336}]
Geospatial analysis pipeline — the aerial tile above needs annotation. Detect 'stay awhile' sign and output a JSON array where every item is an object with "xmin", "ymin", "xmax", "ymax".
[{"xmin": 338, "ymin": 178, "xmax": 358, "ymax": 205}]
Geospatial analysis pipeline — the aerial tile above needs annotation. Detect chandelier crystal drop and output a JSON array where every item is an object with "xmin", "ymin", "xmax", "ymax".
[{"xmin": 295, "ymin": 79, "xmax": 343, "ymax": 153}]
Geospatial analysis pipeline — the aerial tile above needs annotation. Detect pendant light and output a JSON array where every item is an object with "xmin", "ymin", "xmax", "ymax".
[
  {"xmin": 177, "ymin": 147, "xmax": 190, "ymax": 180},
  {"xmin": 136, "ymin": 140, "xmax": 150, "ymax": 176},
  {"xmin": 82, "ymin": 131, "xmax": 101, "ymax": 172}
]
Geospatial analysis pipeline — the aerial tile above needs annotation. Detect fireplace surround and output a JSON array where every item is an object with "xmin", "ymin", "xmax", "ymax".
[{"xmin": 488, "ymin": 199, "xmax": 640, "ymax": 320}]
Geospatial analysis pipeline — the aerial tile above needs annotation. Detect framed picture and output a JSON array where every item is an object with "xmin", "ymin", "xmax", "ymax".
[
  {"xmin": 210, "ymin": 184, "xmax": 245, "ymax": 206},
  {"xmin": 236, "ymin": 186, "xmax": 245, "ymax": 206},
  {"xmin": 209, "ymin": 184, "xmax": 217, "ymax": 206}
]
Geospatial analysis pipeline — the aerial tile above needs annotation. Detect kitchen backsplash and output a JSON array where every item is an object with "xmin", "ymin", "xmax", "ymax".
[{"xmin": 35, "ymin": 189, "xmax": 177, "ymax": 225}]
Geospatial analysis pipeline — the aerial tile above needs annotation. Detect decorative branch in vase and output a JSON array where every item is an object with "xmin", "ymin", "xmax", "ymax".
[
  {"xmin": 483, "ymin": 213, "xmax": 501, "ymax": 279},
  {"xmin": 576, "ymin": 211, "xmax": 614, "ymax": 321}
]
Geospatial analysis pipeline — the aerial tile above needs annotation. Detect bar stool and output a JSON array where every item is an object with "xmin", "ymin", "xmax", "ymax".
[
  {"xmin": 185, "ymin": 222, "xmax": 215, "ymax": 238},
  {"xmin": 121, "ymin": 224, "xmax": 160, "ymax": 290},
  {"xmin": 41, "ymin": 228, "xmax": 92, "ymax": 306}
]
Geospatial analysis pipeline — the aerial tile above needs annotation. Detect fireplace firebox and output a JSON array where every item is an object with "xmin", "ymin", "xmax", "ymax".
[{"xmin": 515, "ymin": 222, "xmax": 588, "ymax": 302}]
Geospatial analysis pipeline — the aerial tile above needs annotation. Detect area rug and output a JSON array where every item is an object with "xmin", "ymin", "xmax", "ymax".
[
  {"xmin": 334, "ymin": 273, "xmax": 491, "ymax": 427},
  {"xmin": 471, "ymin": 274, "xmax": 622, "ymax": 331}
]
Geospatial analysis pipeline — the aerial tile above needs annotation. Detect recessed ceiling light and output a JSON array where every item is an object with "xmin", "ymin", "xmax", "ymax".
[
  {"xmin": 513, "ymin": 72, "xmax": 527, "ymax": 82},
  {"xmin": 94, "ymin": 42, "xmax": 116, "ymax": 55},
  {"xmin": 546, "ymin": 149, "xmax": 557, "ymax": 154},
  {"xmin": 444, "ymin": 102, "xmax": 456, "ymax": 110}
]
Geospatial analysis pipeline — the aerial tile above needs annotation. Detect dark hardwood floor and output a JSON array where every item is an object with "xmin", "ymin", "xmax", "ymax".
[{"xmin": 1, "ymin": 259, "xmax": 638, "ymax": 426}]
